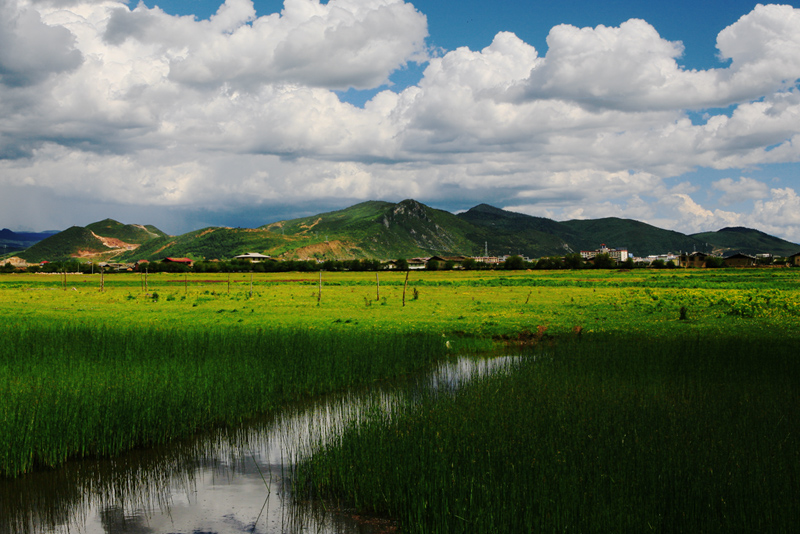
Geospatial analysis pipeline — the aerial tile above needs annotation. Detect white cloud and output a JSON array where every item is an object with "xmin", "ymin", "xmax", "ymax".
[
  {"xmin": 1, "ymin": 1, "xmax": 800, "ymax": 243},
  {"xmin": 712, "ymin": 177, "xmax": 770, "ymax": 205},
  {"xmin": 750, "ymin": 187, "xmax": 800, "ymax": 240},
  {"xmin": 660, "ymin": 193, "xmax": 742, "ymax": 233},
  {"xmin": 512, "ymin": 4, "xmax": 800, "ymax": 112},
  {"xmin": 101, "ymin": 0, "xmax": 429, "ymax": 90},
  {"xmin": 0, "ymin": 0, "xmax": 82, "ymax": 87}
]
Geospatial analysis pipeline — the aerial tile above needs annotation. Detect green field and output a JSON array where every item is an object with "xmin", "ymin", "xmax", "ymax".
[
  {"xmin": 1, "ymin": 269, "xmax": 799, "ymax": 531},
  {"xmin": 3, "ymin": 268, "xmax": 799, "ymax": 337},
  {"xmin": 297, "ymin": 334, "xmax": 799, "ymax": 533}
]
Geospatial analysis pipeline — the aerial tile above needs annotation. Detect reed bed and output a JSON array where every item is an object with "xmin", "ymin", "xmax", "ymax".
[
  {"xmin": 0, "ymin": 323, "xmax": 446, "ymax": 478},
  {"xmin": 296, "ymin": 333, "xmax": 800, "ymax": 533}
]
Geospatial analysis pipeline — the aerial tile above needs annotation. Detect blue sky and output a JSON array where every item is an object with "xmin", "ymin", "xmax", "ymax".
[
  {"xmin": 1, "ymin": 0, "xmax": 800, "ymax": 244},
  {"xmin": 151, "ymin": 1, "xmax": 767, "ymax": 69}
]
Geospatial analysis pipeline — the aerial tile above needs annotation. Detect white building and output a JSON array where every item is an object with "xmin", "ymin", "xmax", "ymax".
[{"xmin": 580, "ymin": 244, "xmax": 629, "ymax": 263}]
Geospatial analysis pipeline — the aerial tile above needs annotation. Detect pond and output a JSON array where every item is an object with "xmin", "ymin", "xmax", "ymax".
[{"xmin": 1, "ymin": 356, "xmax": 519, "ymax": 534}]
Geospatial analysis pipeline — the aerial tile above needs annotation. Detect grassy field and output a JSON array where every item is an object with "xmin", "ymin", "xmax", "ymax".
[
  {"xmin": 2, "ymin": 268, "xmax": 799, "ymax": 339},
  {"xmin": 1, "ymin": 268, "xmax": 799, "ymax": 530},
  {"xmin": 297, "ymin": 334, "xmax": 800, "ymax": 533}
]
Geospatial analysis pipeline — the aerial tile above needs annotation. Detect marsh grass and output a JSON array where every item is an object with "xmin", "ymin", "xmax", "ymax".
[
  {"xmin": 296, "ymin": 333, "xmax": 800, "ymax": 533},
  {"xmin": 0, "ymin": 323, "xmax": 446, "ymax": 478}
]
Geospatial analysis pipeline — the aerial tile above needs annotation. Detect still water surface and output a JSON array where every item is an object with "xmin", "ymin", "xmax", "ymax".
[{"xmin": 1, "ymin": 356, "xmax": 517, "ymax": 534}]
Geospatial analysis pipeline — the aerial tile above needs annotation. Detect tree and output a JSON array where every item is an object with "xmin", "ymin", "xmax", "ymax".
[
  {"xmin": 563, "ymin": 253, "xmax": 584, "ymax": 270},
  {"xmin": 503, "ymin": 255, "xmax": 526, "ymax": 270},
  {"xmin": 461, "ymin": 257, "xmax": 477, "ymax": 270},
  {"xmin": 592, "ymin": 253, "xmax": 616, "ymax": 269}
]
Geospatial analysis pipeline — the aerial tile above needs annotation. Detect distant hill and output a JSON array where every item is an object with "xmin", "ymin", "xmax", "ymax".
[
  {"xmin": 456, "ymin": 207, "xmax": 712, "ymax": 257},
  {"xmin": 261, "ymin": 199, "xmax": 480, "ymax": 259},
  {"xmin": 0, "ymin": 229, "xmax": 58, "ymax": 255},
  {"xmin": 559, "ymin": 217, "xmax": 711, "ymax": 257},
  {"xmin": 691, "ymin": 227, "xmax": 800, "ymax": 257},
  {"xmin": 9, "ymin": 201, "xmax": 800, "ymax": 263},
  {"xmin": 456, "ymin": 204, "xmax": 577, "ymax": 257},
  {"xmin": 117, "ymin": 199, "xmax": 480, "ymax": 262},
  {"xmin": 18, "ymin": 219, "xmax": 168, "ymax": 263},
  {"xmin": 85, "ymin": 219, "xmax": 167, "ymax": 243}
]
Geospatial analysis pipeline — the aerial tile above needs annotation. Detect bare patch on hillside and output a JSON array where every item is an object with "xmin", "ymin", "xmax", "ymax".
[
  {"xmin": 299, "ymin": 218, "xmax": 322, "ymax": 233},
  {"xmin": 90, "ymin": 231, "xmax": 139, "ymax": 250},
  {"xmin": 152, "ymin": 241, "xmax": 177, "ymax": 255},
  {"xmin": 284, "ymin": 240, "xmax": 360, "ymax": 259}
]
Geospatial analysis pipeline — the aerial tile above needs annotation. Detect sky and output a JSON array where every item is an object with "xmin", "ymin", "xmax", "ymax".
[{"xmin": 1, "ymin": 1, "xmax": 800, "ymax": 243}]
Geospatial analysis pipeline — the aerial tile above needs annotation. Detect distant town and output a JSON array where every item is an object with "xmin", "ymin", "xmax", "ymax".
[{"xmin": 4, "ymin": 243, "xmax": 800, "ymax": 274}]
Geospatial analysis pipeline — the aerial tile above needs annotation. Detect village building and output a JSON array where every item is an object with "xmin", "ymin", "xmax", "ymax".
[
  {"xmin": 162, "ymin": 257, "xmax": 194, "ymax": 266},
  {"xmin": 233, "ymin": 252, "xmax": 271, "ymax": 263},
  {"xmin": 679, "ymin": 251, "xmax": 710, "ymax": 268},
  {"xmin": 580, "ymin": 244, "xmax": 629, "ymax": 263},
  {"xmin": 427, "ymin": 255, "xmax": 469, "ymax": 269},
  {"xmin": 99, "ymin": 262, "xmax": 135, "ymax": 271},
  {"xmin": 407, "ymin": 258, "xmax": 428, "ymax": 270},
  {"xmin": 472, "ymin": 256, "xmax": 502, "ymax": 264},
  {"xmin": 640, "ymin": 254, "xmax": 680, "ymax": 265},
  {"xmin": 722, "ymin": 253, "xmax": 756, "ymax": 268}
]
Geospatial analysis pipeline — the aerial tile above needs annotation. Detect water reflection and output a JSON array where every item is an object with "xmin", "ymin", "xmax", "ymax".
[{"xmin": 0, "ymin": 356, "xmax": 519, "ymax": 534}]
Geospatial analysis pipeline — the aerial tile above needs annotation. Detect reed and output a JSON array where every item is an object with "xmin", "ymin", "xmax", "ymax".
[
  {"xmin": 296, "ymin": 333, "xmax": 800, "ymax": 533},
  {"xmin": 0, "ymin": 323, "xmax": 446, "ymax": 478}
]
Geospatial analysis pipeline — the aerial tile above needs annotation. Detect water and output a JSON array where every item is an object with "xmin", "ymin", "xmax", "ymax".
[{"xmin": 0, "ymin": 356, "xmax": 519, "ymax": 534}]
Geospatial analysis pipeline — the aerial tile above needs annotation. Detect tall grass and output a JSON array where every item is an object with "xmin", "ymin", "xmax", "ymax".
[
  {"xmin": 295, "ymin": 333, "xmax": 800, "ymax": 533},
  {"xmin": 0, "ymin": 323, "xmax": 446, "ymax": 478}
]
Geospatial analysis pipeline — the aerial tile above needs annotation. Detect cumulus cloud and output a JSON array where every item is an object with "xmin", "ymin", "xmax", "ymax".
[
  {"xmin": 102, "ymin": 0, "xmax": 429, "ymax": 90},
  {"xmin": 712, "ymin": 177, "xmax": 770, "ymax": 205},
  {"xmin": 1, "ymin": 1, "xmax": 800, "ymax": 242},
  {"xmin": 511, "ymin": 4, "xmax": 800, "ymax": 112},
  {"xmin": 0, "ymin": 0, "xmax": 82, "ymax": 87}
]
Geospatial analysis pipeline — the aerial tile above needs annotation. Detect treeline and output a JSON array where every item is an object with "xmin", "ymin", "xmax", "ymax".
[
  {"xmin": 3, "ymin": 252, "xmax": 785, "ymax": 275},
  {"xmin": 0, "ymin": 258, "xmax": 387, "ymax": 274}
]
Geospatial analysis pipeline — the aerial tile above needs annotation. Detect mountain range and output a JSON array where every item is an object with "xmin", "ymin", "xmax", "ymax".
[{"xmin": 5, "ymin": 200, "xmax": 799, "ymax": 264}]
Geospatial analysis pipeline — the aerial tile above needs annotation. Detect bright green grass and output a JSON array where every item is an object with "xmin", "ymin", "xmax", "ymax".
[
  {"xmin": 0, "ymin": 323, "xmax": 445, "ymax": 478},
  {"xmin": 2, "ymin": 270, "xmax": 799, "ymax": 340},
  {"xmin": 2, "ymin": 269, "xmax": 799, "ymax": 482},
  {"xmin": 296, "ymin": 333, "xmax": 800, "ymax": 533}
]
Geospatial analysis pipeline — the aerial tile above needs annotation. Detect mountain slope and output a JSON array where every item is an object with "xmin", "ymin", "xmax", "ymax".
[
  {"xmin": 691, "ymin": 227, "xmax": 800, "ymax": 256},
  {"xmin": 18, "ymin": 219, "xmax": 168, "ymax": 262},
  {"xmin": 85, "ymin": 219, "xmax": 167, "ymax": 243},
  {"xmin": 118, "ymin": 200, "xmax": 480, "ymax": 262},
  {"xmin": 559, "ymin": 217, "xmax": 711, "ymax": 257},
  {"xmin": 18, "ymin": 226, "xmax": 113, "ymax": 262},
  {"xmin": 262, "ymin": 199, "xmax": 480, "ymax": 259},
  {"xmin": 0, "ymin": 229, "xmax": 58, "ymax": 255},
  {"xmin": 117, "ymin": 226, "xmax": 290, "ymax": 262},
  {"xmin": 457, "ymin": 204, "xmax": 578, "ymax": 257},
  {"xmin": 10, "ymin": 201, "xmax": 799, "ymax": 263}
]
